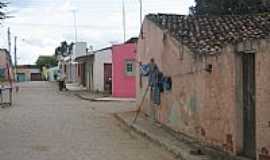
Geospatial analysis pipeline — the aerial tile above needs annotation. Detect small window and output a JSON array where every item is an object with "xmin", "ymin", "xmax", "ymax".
[{"xmin": 125, "ymin": 60, "xmax": 135, "ymax": 76}]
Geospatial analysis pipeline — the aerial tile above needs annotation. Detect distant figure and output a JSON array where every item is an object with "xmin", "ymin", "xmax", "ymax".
[
  {"xmin": 42, "ymin": 66, "xmax": 49, "ymax": 81},
  {"xmin": 58, "ymin": 69, "xmax": 66, "ymax": 91}
]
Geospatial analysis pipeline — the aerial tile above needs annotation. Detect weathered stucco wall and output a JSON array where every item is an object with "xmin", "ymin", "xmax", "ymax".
[
  {"xmin": 256, "ymin": 39, "xmax": 270, "ymax": 160},
  {"xmin": 137, "ymin": 17, "xmax": 270, "ymax": 160},
  {"xmin": 137, "ymin": 19, "xmax": 240, "ymax": 154},
  {"xmin": 0, "ymin": 51, "xmax": 13, "ymax": 80},
  {"xmin": 16, "ymin": 68, "xmax": 40, "ymax": 81}
]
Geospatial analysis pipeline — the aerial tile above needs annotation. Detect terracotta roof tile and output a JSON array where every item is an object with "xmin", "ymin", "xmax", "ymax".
[{"xmin": 146, "ymin": 13, "xmax": 270, "ymax": 55}]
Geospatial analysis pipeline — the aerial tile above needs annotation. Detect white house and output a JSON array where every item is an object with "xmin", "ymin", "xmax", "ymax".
[
  {"xmin": 60, "ymin": 42, "xmax": 87, "ymax": 83},
  {"xmin": 93, "ymin": 47, "xmax": 112, "ymax": 93},
  {"xmin": 75, "ymin": 47, "xmax": 112, "ymax": 93}
]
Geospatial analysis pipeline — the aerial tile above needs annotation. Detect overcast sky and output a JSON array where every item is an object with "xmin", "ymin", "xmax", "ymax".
[{"xmin": 0, "ymin": 0, "xmax": 194, "ymax": 64}]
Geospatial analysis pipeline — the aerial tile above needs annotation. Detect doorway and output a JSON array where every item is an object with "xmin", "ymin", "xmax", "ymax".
[
  {"xmin": 104, "ymin": 63, "xmax": 112, "ymax": 94},
  {"xmin": 242, "ymin": 53, "xmax": 256, "ymax": 159}
]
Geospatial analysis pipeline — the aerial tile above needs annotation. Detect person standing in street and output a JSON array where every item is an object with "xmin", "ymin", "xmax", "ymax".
[{"xmin": 58, "ymin": 68, "xmax": 66, "ymax": 91}]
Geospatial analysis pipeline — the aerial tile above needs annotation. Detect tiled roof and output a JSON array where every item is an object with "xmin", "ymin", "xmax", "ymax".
[
  {"xmin": 146, "ymin": 13, "xmax": 270, "ymax": 55},
  {"xmin": 17, "ymin": 65, "xmax": 39, "ymax": 69},
  {"xmin": 125, "ymin": 37, "xmax": 138, "ymax": 44}
]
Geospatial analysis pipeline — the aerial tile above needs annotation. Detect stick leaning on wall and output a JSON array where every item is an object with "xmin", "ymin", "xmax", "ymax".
[{"xmin": 132, "ymin": 85, "xmax": 150, "ymax": 124}]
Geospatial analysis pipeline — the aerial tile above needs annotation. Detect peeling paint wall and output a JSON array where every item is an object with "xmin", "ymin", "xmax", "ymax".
[
  {"xmin": 137, "ymin": 19, "xmax": 239, "ymax": 155},
  {"xmin": 137, "ymin": 18, "xmax": 270, "ymax": 159},
  {"xmin": 256, "ymin": 40, "xmax": 270, "ymax": 160}
]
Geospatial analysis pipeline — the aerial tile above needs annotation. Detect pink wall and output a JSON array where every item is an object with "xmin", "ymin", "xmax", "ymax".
[{"xmin": 112, "ymin": 43, "xmax": 136, "ymax": 98}]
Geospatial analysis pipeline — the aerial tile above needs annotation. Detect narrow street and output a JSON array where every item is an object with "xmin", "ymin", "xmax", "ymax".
[{"xmin": 0, "ymin": 82, "xmax": 175, "ymax": 160}]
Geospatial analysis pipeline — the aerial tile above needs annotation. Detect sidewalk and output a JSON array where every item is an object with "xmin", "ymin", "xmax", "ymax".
[
  {"xmin": 90, "ymin": 97, "xmax": 136, "ymax": 102},
  {"xmin": 114, "ymin": 111, "xmax": 250, "ymax": 160},
  {"xmin": 65, "ymin": 83, "xmax": 87, "ymax": 91},
  {"xmin": 65, "ymin": 83, "xmax": 136, "ymax": 102}
]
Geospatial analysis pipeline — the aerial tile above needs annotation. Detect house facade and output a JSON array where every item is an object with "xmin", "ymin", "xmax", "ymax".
[
  {"xmin": 58, "ymin": 42, "xmax": 88, "ymax": 84},
  {"xmin": 0, "ymin": 49, "xmax": 14, "ymax": 82},
  {"xmin": 76, "ymin": 47, "xmax": 112, "ymax": 93},
  {"xmin": 137, "ymin": 14, "xmax": 270, "ymax": 159},
  {"xmin": 16, "ymin": 65, "xmax": 41, "ymax": 82},
  {"xmin": 112, "ymin": 38, "xmax": 137, "ymax": 98}
]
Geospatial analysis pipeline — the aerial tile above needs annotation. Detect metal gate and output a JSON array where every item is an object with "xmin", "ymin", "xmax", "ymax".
[{"xmin": 242, "ymin": 53, "xmax": 256, "ymax": 159}]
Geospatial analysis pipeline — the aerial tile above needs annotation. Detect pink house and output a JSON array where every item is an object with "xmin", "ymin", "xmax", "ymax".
[{"xmin": 112, "ymin": 38, "xmax": 137, "ymax": 98}]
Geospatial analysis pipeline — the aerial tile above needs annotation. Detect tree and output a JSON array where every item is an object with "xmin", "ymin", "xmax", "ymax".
[
  {"xmin": 36, "ymin": 56, "xmax": 58, "ymax": 70},
  {"xmin": 0, "ymin": 2, "xmax": 8, "ymax": 20},
  {"xmin": 190, "ymin": 0, "xmax": 270, "ymax": 15},
  {"xmin": 54, "ymin": 41, "xmax": 74, "ymax": 57}
]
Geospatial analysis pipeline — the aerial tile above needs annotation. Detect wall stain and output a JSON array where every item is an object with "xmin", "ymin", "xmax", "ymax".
[
  {"xmin": 187, "ymin": 95, "xmax": 198, "ymax": 114},
  {"xmin": 168, "ymin": 101, "xmax": 180, "ymax": 124},
  {"xmin": 259, "ymin": 147, "xmax": 270, "ymax": 160}
]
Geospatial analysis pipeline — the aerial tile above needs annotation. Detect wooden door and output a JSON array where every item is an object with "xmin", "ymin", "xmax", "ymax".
[
  {"xmin": 242, "ymin": 53, "xmax": 256, "ymax": 159},
  {"xmin": 81, "ymin": 63, "xmax": 86, "ymax": 87}
]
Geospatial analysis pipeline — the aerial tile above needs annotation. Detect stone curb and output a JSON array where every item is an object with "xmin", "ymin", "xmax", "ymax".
[
  {"xmin": 114, "ymin": 113, "xmax": 205, "ymax": 160},
  {"xmin": 114, "ymin": 113, "xmax": 252, "ymax": 160},
  {"xmin": 76, "ymin": 94, "xmax": 136, "ymax": 103},
  {"xmin": 74, "ymin": 94, "xmax": 96, "ymax": 101}
]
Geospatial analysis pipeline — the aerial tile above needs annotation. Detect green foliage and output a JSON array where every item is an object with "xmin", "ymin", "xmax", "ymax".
[
  {"xmin": 0, "ymin": 1, "xmax": 7, "ymax": 20},
  {"xmin": 190, "ymin": 0, "xmax": 270, "ymax": 15},
  {"xmin": 54, "ymin": 41, "xmax": 74, "ymax": 57},
  {"xmin": 36, "ymin": 56, "xmax": 58, "ymax": 70}
]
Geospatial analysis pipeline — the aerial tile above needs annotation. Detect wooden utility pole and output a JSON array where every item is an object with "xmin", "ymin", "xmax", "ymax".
[
  {"xmin": 7, "ymin": 27, "xmax": 11, "ymax": 54},
  {"xmin": 122, "ymin": 0, "xmax": 126, "ymax": 42},
  {"xmin": 139, "ymin": 0, "xmax": 143, "ymax": 27},
  {"xmin": 7, "ymin": 27, "xmax": 13, "ymax": 86},
  {"xmin": 14, "ymin": 36, "xmax": 17, "ymax": 80}
]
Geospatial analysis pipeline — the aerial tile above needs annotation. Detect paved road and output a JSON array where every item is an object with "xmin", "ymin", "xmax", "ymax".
[{"xmin": 0, "ymin": 82, "xmax": 175, "ymax": 160}]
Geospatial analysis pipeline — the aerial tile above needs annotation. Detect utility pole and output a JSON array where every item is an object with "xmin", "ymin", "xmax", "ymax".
[
  {"xmin": 122, "ymin": 0, "xmax": 126, "ymax": 42},
  {"xmin": 14, "ymin": 36, "xmax": 17, "ymax": 80},
  {"xmin": 72, "ymin": 10, "xmax": 78, "ymax": 43},
  {"xmin": 7, "ymin": 28, "xmax": 13, "ymax": 86},
  {"xmin": 139, "ymin": 0, "xmax": 143, "ymax": 27},
  {"xmin": 71, "ymin": 9, "xmax": 78, "ymax": 82},
  {"xmin": 7, "ymin": 27, "xmax": 11, "ymax": 54}
]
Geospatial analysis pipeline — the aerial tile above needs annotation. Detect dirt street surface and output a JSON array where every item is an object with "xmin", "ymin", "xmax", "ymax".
[{"xmin": 0, "ymin": 82, "xmax": 175, "ymax": 160}]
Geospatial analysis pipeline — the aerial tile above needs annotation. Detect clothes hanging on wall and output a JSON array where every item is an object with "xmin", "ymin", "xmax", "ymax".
[
  {"xmin": 158, "ymin": 72, "xmax": 164, "ymax": 93},
  {"xmin": 140, "ymin": 62, "xmax": 173, "ymax": 105},
  {"xmin": 151, "ymin": 86, "xmax": 161, "ymax": 105},
  {"xmin": 139, "ymin": 64, "xmax": 150, "ymax": 76},
  {"xmin": 163, "ymin": 76, "xmax": 172, "ymax": 91}
]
